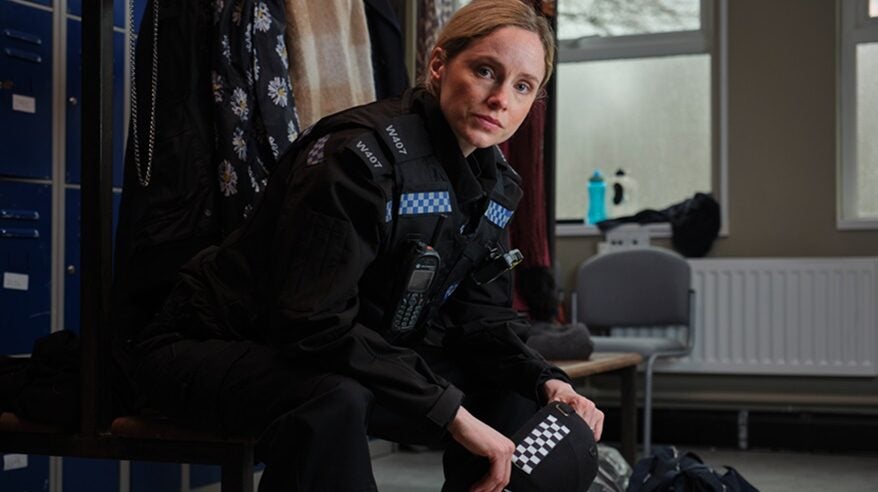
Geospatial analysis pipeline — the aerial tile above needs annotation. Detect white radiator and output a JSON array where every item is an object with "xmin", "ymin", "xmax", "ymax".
[{"xmin": 613, "ymin": 257, "xmax": 878, "ymax": 377}]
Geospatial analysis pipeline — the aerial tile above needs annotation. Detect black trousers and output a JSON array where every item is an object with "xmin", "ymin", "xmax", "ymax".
[{"xmin": 132, "ymin": 338, "xmax": 538, "ymax": 492}]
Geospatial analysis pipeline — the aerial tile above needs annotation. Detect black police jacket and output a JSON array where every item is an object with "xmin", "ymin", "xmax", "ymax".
[{"xmin": 142, "ymin": 87, "xmax": 570, "ymax": 430}]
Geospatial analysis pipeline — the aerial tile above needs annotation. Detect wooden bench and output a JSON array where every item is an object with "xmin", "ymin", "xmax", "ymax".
[
  {"xmin": 0, "ymin": 412, "xmax": 256, "ymax": 491},
  {"xmin": 553, "ymin": 352, "xmax": 644, "ymax": 465}
]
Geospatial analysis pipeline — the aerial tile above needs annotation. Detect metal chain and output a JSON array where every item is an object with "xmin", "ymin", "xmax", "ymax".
[{"xmin": 129, "ymin": 0, "xmax": 159, "ymax": 187}]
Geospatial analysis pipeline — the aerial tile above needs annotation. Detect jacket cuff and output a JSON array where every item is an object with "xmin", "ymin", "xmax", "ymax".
[
  {"xmin": 534, "ymin": 365, "xmax": 573, "ymax": 405},
  {"xmin": 426, "ymin": 384, "xmax": 465, "ymax": 428}
]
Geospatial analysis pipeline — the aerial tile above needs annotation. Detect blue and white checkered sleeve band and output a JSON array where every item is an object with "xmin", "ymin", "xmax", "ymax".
[
  {"xmin": 398, "ymin": 191, "xmax": 452, "ymax": 216},
  {"xmin": 385, "ymin": 201, "xmax": 393, "ymax": 223},
  {"xmin": 485, "ymin": 200, "xmax": 514, "ymax": 228}
]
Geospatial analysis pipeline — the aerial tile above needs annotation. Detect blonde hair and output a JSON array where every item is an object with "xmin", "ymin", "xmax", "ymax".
[{"xmin": 423, "ymin": 0, "xmax": 555, "ymax": 95}]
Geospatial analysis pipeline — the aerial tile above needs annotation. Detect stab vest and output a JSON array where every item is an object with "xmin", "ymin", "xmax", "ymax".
[{"xmin": 311, "ymin": 92, "xmax": 524, "ymax": 345}]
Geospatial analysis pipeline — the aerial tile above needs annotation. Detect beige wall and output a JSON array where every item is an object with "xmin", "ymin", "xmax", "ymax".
[{"xmin": 555, "ymin": 0, "xmax": 878, "ymax": 411}]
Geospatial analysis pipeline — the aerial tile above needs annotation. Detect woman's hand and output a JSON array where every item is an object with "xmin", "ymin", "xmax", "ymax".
[
  {"xmin": 447, "ymin": 406, "xmax": 516, "ymax": 492},
  {"xmin": 543, "ymin": 379, "xmax": 604, "ymax": 441}
]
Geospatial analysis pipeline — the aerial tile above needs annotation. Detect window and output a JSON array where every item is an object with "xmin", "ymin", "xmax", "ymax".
[
  {"xmin": 840, "ymin": 1, "xmax": 878, "ymax": 228},
  {"xmin": 554, "ymin": 0, "xmax": 726, "ymax": 235}
]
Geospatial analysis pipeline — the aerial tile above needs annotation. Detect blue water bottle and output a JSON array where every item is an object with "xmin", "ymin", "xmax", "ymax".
[{"xmin": 586, "ymin": 170, "xmax": 607, "ymax": 226}]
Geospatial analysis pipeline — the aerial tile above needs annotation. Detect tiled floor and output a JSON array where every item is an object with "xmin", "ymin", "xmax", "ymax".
[{"xmin": 371, "ymin": 445, "xmax": 878, "ymax": 491}]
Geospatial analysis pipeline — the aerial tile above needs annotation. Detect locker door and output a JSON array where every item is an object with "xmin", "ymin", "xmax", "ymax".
[
  {"xmin": 130, "ymin": 462, "xmax": 180, "ymax": 492},
  {"xmin": 64, "ymin": 188, "xmax": 121, "ymax": 332},
  {"xmin": 191, "ymin": 465, "xmax": 221, "ymax": 489},
  {"xmin": 65, "ymin": 20, "xmax": 125, "ymax": 187},
  {"xmin": 63, "ymin": 458, "xmax": 120, "ymax": 492},
  {"xmin": 0, "ymin": 2, "xmax": 53, "ymax": 179},
  {"xmin": 0, "ymin": 181, "xmax": 52, "ymax": 355},
  {"xmin": 0, "ymin": 454, "xmax": 49, "ymax": 492}
]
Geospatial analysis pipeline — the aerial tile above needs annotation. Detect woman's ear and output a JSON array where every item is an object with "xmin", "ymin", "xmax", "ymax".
[{"xmin": 428, "ymin": 47, "xmax": 446, "ymax": 86}]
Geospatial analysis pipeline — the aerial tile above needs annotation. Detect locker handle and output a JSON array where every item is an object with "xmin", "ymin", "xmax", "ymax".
[
  {"xmin": 0, "ymin": 209, "xmax": 40, "ymax": 220},
  {"xmin": 3, "ymin": 47, "xmax": 43, "ymax": 64},
  {"xmin": 3, "ymin": 29, "xmax": 43, "ymax": 46},
  {"xmin": 0, "ymin": 228, "xmax": 39, "ymax": 239}
]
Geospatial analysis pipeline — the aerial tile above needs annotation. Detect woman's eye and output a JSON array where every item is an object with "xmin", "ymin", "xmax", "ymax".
[
  {"xmin": 476, "ymin": 66, "xmax": 494, "ymax": 78},
  {"xmin": 515, "ymin": 82, "xmax": 532, "ymax": 94}
]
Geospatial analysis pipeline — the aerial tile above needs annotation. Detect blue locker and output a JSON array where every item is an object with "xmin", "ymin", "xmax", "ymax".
[
  {"xmin": 191, "ymin": 465, "xmax": 222, "ymax": 489},
  {"xmin": 64, "ymin": 188, "xmax": 121, "ymax": 332},
  {"xmin": 0, "ymin": 181, "xmax": 52, "ymax": 355},
  {"xmin": 0, "ymin": 454, "xmax": 49, "ymax": 492},
  {"xmin": 0, "ymin": 2, "xmax": 53, "ymax": 179},
  {"xmin": 131, "ymin": 462, "xmax": 180, "ymax": 492},
  {"xmin": 62, "ymin": 458, "xmax": 119, "ymax": 492},
  {"xmin": 191, "ymin": 463, "xmax": 264, "ymax": 489},
  {"xmin": 66, "ymin": 20, "xmax": 125, "ymax": 187}
]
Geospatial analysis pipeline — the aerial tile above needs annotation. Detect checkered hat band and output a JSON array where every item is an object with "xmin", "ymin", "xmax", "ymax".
[
  {"xmin": 485, "ymin": 200, "xmax": 513, "ymax": 228},
  {"xmin": 511, "ymin": 414, "xmax": 571, "ymax": 475},
  {"xmin": 399, "ymin": 191, "xmax": 452, "ymax": 215}
]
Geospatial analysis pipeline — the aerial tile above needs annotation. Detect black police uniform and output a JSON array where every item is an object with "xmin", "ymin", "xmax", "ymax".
[{"xmin": 130, "ymin": 87, "xmax": 572, "ymax": 491}]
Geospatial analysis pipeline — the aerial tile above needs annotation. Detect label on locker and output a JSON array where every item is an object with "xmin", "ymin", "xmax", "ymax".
[
  {"xmin": 2, "ymin": 454, "xmax": 28, "ymax": 471},
  {"xmin": 3, "ymin": 272, "xmax": 29, "ymax": 291},
  {"xmin": 12, "ymin": 94, "xmax": 36, "ymax": 114}
]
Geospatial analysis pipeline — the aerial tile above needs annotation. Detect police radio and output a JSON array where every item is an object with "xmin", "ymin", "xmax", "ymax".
[{"xmin": 388, "ymin": 241, "xmax": 441, "ymax": 334}]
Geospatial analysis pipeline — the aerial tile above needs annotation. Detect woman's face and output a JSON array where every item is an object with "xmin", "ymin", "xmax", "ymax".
[{"xmin": 429, "ymin": 26, "xmax": 546, "ymax": 156}]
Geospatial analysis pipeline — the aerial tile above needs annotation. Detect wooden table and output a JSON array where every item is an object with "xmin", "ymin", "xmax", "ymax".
[{"xmin": 551, "ymin": 352, "xmax": 643, "ymax": 465}]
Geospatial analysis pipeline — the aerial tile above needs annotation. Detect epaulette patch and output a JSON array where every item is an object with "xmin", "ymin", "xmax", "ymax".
[
  {"xmin": 345, "ymin": 132, "xmax": 391, "ymax": 178},
  {"xmin": 485, "ymin": 200, "xmax": 514, "ymax": 228},
  {"xmin": 399, "ymin": 191, "xmax": 452, "ymax": 215},
  {"xmin": 379, "ymin": 114, "xmax": 432, "ymax": 162},
  {"xmin": 306, "ymin": 135, "xmax": 331, "ymax": 166}
]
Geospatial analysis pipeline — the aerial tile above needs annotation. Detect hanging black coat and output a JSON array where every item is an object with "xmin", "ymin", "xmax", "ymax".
[{"xmin": 112, "ymin": 0, "xmax": 221, "ymax": 344}]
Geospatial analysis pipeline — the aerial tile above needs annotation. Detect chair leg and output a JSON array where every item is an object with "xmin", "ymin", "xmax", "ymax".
[{"xmin": 642, "ymin": 355, "xmax": 658, "ymax": 457}]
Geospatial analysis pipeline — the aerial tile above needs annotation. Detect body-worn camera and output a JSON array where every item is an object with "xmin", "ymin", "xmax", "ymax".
[{"xmin": 387, "ymin": 241, "xmax": 441, "ymax": 335}]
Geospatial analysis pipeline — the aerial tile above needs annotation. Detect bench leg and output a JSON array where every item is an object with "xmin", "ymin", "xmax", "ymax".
[
  {"xmin": 221, "ymin": 445, "xmax": 255, "ymax": 492},
  {"xmin": 619, "ymin": 365, "xmax": 638, "ymax": 466}
]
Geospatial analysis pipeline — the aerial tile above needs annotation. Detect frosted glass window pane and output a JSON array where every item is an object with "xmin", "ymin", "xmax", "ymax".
[
  {"xmin": 555, "ymin": 55, "xmax": 711, "ymax": 221},
  {"xmin": 558, "ymin": 0, "xmax": 701, "ymax": 40},
  {"xmin": 856, "ymin": 43, "xmax": 878, "ymax": 218}
]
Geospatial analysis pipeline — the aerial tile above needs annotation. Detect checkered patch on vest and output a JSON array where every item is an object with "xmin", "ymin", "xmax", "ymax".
[
  {"xmin": 306, "ymin": 135, "xmax": 330, "ymax": 166},
  {"xmin": 485, "ymin": 200, "xmax": 513, "ymax": 228},
  {"xmin": 398, "ymin": 191, "xmax": 452, "ymax": 215},
  {"xmin": 512, "ymin": 414, "xmax": 571, "ymax": 475},
  {"xmin": 385, "ymin": 200, "xmax": 393, "ymax": 223}
]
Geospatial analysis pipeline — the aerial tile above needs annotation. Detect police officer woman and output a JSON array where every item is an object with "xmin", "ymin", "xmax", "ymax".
[{"xmin": 128, "ymin": 1, "xmax": 604, "ymax": 491}]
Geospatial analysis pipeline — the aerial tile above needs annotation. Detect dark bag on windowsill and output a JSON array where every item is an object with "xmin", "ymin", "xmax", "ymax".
[{"xmin": 597, "ymin": 193, "xmax": 721, "ymax": 258}]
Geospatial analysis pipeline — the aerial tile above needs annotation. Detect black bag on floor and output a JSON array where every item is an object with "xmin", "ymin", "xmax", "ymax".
[{"xmin": 626, "ymin": 446, "xmax": 759, "ymax": 492}]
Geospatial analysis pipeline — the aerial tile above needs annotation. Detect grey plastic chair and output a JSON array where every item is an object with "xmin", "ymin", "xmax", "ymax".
[{"xmin": 570, "ymin": 247, "xmax": 695, "ymax": 457}]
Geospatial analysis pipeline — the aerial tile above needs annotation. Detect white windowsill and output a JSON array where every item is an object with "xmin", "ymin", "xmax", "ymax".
[{"xmin": 555, "ymin": 222, "xmax": 673, "ymax": 238}]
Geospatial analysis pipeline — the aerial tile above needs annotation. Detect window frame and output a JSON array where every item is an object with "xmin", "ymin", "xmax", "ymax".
[
  {"xmin": 838, "ymin": 0, "xmax": 878, "ymax": 229},
  {"xmin": 553, "ymin": 0, "xmax": 728, "ymax": 238}
]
